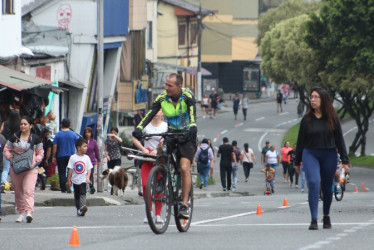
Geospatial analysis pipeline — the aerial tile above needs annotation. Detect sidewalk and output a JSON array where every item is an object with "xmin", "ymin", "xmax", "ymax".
[{"xmin": 1, "ymin": 94, "xmax": 276, "ymax": 217}]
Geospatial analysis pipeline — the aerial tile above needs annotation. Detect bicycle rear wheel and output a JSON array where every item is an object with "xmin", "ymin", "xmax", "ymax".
[
  {"xmin": 334, "ymin": 182, "xmax": 344, "ymax": 201},
  {"xmin": 145, "ymin": 165, "xmax": 172, "ymax": 234},
  {"xmin": 174, "ymin": 174, "xmax": 193, "ymax": 232}
]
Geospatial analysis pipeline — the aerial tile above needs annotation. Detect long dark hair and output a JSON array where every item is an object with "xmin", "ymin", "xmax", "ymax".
[
  {"xmin": 306, "ymin": 87, "xmax": 338, "ymax": 135},
  {"xmin": 7, "ymin": 110, "xmax": 21, "ymax": 135},
  {"xmin": 244, "ymin": 143, "xmax": 249, "ymax": 153}
]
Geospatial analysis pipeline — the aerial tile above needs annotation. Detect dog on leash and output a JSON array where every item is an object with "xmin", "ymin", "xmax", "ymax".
[{"xmin": 101, "ymin": 166, "xmax": 128, "ymax": 196}]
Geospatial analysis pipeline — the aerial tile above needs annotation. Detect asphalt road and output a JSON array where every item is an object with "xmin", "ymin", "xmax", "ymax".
[{"xmin": 0, "ymin": 98, "xmax": 373, "ymax": 250}]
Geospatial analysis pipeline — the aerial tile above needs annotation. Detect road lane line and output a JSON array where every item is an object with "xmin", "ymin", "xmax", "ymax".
[
  {"xmin": 221, "ymin": 130, "xmax": 228, "ymax": 135},
  {"xmin": 191, "ymin": 211, "xmax": 257, "ymax": 225},
  {"xmin": 255, "ymin": 117, "xmax": 265, "ymax": 121}
]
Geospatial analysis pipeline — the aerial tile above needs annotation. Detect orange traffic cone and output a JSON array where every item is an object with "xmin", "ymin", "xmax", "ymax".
[
  {"xmin": 355, "ymin": 186, "xmax": 359, "ymax": 193},
  {"xmin": 217, "ymin": 133, "xmax": 220, "ymax": 139},
  {"xmin": 362, "ymin": 182, "xmax": 365, "ymax": 188},
  {"xmin": 363, "ymin": 187, "xmax": 368, "ymax": 192},
  {"xmin": 236, "ymin": 122, "xmax": 239, "ymax": 126},
  {"xmin": 69, "ymin": 226, "xmax": 80, "ymax": 247},
  {"xmin": 256, "ymin": 203, "xmax": 263, "ymax": 215},
  {"xmin": 283, "ymin": 197, "xmax": 289, "ymax": 207}
]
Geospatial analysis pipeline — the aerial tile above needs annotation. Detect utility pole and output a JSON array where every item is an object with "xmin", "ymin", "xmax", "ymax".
[
  {"xmin": 197, "ymin": 4, "xmax": 202, "ymax": 101},
  {"xmin": 97, "ymin": 0, "xmax": 104, "ymax": 192}
]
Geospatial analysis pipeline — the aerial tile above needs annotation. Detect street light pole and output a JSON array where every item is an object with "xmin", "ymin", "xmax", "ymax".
[
  {"xmin": 197, "ymin": 4, "xmax": 202, "ymax": 101},
  {"xmin": 97, "ymin": 0, "xmax": 104, "ymax": 192}
]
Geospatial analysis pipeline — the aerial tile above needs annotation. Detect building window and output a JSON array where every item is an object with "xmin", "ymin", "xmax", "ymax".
[
  {"xmin": 190, "ymin": 22, "xmax": 198, "ymax": 46},
  {"xmin": 2, "ymin": 0, "xmax": 14, "ymax": 15},
  {"xmin": 147, "ymin": 21, "xmax": 153, "ymax": 49},
  {"xmin": 178, "ymin": 22, "xmax": 187, "ymax": 47}
]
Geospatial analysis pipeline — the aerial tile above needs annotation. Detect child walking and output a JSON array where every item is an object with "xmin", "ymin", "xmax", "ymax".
[
  {"xmin": 66, "ymin": 138, "xmax": 93, "ymax": 216},
  {"xmin": 261, "ymin": 164, "xmax": 276, "ymax": 193}
]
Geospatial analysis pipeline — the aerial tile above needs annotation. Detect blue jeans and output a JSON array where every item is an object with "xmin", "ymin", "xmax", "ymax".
[
  {"xmin": 1, "ymin": 155, "xmax": 10, "ymax": 184},
  {"xmin": 300, "ymin": 167, "xmax": 306, "ymax": 190},
  {"xmin": 197, "ymin": 162, "xmax": 210, "ymax": 188},
  {"xmin": 231, "ymin": 163, "xmax": 239, "ymax": 189},
  {"xmin": 302, "ymin": 148, "xmax": 337, "ymax": 220}
]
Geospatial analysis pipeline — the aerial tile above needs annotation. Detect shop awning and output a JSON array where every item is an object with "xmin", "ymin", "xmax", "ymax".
[
  {"xmin": 0, "ymin": 65, "xmax": 53, "ymax": 91},
  {"xmin": 58, "ymin": 79, "xmax": 85, "ymax": 89}
]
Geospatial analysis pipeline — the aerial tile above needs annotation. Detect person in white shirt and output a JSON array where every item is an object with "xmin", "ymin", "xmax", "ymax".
[
  {"xmin": 132, "ymin": 110, "xmax": 168, "ymax": 224},
  {"xmin": 66, "ymin": 138, "xmax": 93, "ymax": 217},
  {"xmin": 265, "ymin": 145, "xmax": 279, "ymax": 177},
  {"xmin": 241, "ymin": 143, "xmax": 257, "ymax": 182}
]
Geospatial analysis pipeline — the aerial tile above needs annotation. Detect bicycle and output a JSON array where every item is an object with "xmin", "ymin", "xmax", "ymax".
[
  {"xmin": 122, "ymin": 131, "xmax": 193, "ymax": 234},
  {"xmin": 319, "ymin": 169, "xmax": 346, "ymax": 202}
]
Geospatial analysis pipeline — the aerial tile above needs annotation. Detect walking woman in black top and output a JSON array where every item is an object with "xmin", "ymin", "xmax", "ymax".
[{"xmin": 295, "ymin": 87, "xmax": 349, "ymax": 230}]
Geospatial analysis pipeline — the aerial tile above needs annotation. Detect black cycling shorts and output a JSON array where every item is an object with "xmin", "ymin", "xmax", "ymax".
[{"xmin": 176, "ymin": 140, "xmax": 197, "ymax": 163}]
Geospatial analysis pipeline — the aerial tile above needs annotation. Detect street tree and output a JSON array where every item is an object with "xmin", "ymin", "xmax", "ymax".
[
  {"xmin": 260, "ymin": 14, "xmax": 320, "ymax": 104},
  {"xmin": 305, "ymin": 0, "xmax": 374, "ymax": 156},
  {"xmin": 257, "ymin": 0, "xmax": 320, "ymax": 47}
]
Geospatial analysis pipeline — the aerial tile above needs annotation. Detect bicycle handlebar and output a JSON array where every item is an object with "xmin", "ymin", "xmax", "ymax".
[{"xmin": 140, "ymin": 131, "xmax": 190, "ymax": 140}]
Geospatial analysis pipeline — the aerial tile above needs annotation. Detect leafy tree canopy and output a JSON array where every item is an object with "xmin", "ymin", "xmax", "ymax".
[{"xmin": 257, "ymin": 0, "xmax": 320, "ymax": 47}]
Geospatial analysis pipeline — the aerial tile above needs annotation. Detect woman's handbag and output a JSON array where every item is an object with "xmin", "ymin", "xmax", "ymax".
[{"xmin": 11, "ymin": 148, "xmax": 34, "ymax": 174}]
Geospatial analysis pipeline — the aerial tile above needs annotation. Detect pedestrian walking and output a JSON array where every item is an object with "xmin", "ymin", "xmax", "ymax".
[
  {"xmin": 295, "ymin": 87, "xmax": 349, "ymax": 230},
  {"xmin": 105, "ymin": 127, "xmax": 123, "ymax": 169},
  {"xmin": 52, "ymin": 118, "xmax": 79, "ymax": 193},
  {"xmin": 195, "ymin": 138, "xmax": 214, "ymax": 190},
  {"xmin": 297, "ymin": 101, "xmax": 305, "ymax": 117},
  {"xmin": 261, "ymin": 141, "xmax": 270, "ymax": 165},
  {"xmin": 217, "ymin": 137, "xmax": 236, "ymax": 191},
  {"xmin": 276, "ymin": 90, "xmax": 283, "ymax": 113},
  {"xmin": 280, "ymin": 141, "xmax": 292, "ymax": 183},
  {"xmin": 4, "ymin": 116, "xmax": 44, "ymax": 223},
  {"xmin": 201, "ymin": 93, "xmax": 209, "ymax": 119},
  {"xmin": 0, "ymin": 131, "xmax": 6, "ymax": 221},
  {"xmin": 66, "ymin": 138, "xmax": 93, "ymax": 217},
  {"xmin": 1, "ymin": 110, "xmax": 21, "ymax": 192},
  {"xmin": 240, "ymin": 93, "xmax": 249, "ymax": 121},
  {"xmin": 241, "ymin": 143, "xmax": 256, "ymax": 182},
  {"xmin": 265, "ymin": 145, "xmax": 279, "ymax": 177},
  {"xmin": 232, "ymin": 93, "xmax": 240, "ymax": 120},
  {"xmin": 83, "ymin": 127, "xmax": 101, "ymax": 194},
  {"xmin": 282, "ymin": 83, "xmax": 290, "ymax": 104},
  {"xmin": 132, "ymin": 109, "xmax": 168, "ymax": 223},
  {"xmin": 287, "ymin": 144, "xmax": 298, "ymax": 188},
  {"xmin": 231, "ymin": 140, "xmax": 241, "ymax": 191},
  {"xmin": 209, "ymin": 88, "xmax": 219, "ymax": 119},
  {"xmin": 207, "ymin": 139, "xmax": 215, "ymax": 177}
]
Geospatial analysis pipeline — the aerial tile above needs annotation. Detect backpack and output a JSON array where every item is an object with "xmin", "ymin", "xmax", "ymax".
[{"xmin": 198, "ymin": 147, "xmax": 209, "ymax": 164}]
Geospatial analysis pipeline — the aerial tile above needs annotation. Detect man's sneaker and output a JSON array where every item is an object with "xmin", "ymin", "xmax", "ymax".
[
  {"xmin": 77, "ymin": 209, "xmax": 82, "ymax": 216},
  {"xmin": 199, "ymin": 183, "xmax": 203, "ymax": 189},
  {"xmin": 90, "ymin": 187, "xmax": 96, "ymax": 194},
  {"xmin": 223, "ymin": 188, "xmax": 227, "ymax": 191},
  {"xmin": 322, "ymin": 215, "xmax": 332, "ymax": 229},
  {"xmin": 143, "ymin": 216, "xmax": 148, "ymax": 224},
  {"xmin": 301, "ymin": 189, "xmax": 305, "ymax": 193},
  {"xmin": 26, "ymin": 213, "xmax": 33, "ymax": 223},
  {"xmin": 245, "ymin": 178, "xmax": 248, "ymax": 182},
  {"xmin": 309, "ymin": 219, "xmax": 318, "ymax": 230},
  {"xmin": 16, "ymin": 214, "xmax": 24, "ymax": 223},
  {"xmin": 65, "ymin": 183, "xmax": 72, "ymax": 193},
  {"xmin": 80, "ymin": 205, "xmax": 88, "ymax": 216},
  {"xmin": 178, "ymin": 205, "xmax": 189, "ymax": 219},
  {"xmin": 138, "ymin": 191, "xmax": 143, "ymax": 197},
  {"xmin": 295, "ymin": 185, "xmax": 298, "ymax": 188},
  {"xmin": 156, "ymin": 215, "xmax": 164, "ymax": 224}
]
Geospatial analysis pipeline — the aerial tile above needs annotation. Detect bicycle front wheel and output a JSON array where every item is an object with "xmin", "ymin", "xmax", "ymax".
[
  {"xmin": 174, "ymin": 175, "xmax": 194, "ymax": 233},
  {"xmin": 334, "ymin": 182, "xmax": 344, "ymax": 201},
  {"xmin": 145, "ymin": 165, "xmax": 172, "ymax": 234}
]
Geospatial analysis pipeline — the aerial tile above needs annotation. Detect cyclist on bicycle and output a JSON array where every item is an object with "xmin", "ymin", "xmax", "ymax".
[{"xmin": 133, "ymin": 73, "xmax": 197, "ymax": 219}]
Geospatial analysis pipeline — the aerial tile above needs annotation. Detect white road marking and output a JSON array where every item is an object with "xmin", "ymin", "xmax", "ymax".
[
  {"xmin": 191, "ymin": 211, "xmax": 257, "ymax": 225},
  {"xmin": 255, "ymin": 117, "xmax": 265, "ymax": 121},
  {"xmin": 221, "ymin": 130, "xmax": 228, "ymax": 135},
  {"xmin": 280, "ymin": 112, "xmax": 289, "ymax": 115},
  {"xmin": 213, "ymin": 138, "xmax": 217, "ymax": 143}
]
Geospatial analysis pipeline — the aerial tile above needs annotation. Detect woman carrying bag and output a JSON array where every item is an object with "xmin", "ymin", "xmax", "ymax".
[
  {"xmin": 241, "ymin": 143, "xmax": 257, "ymax": 182},
  {"xmin": 4, "ymin": 116, "xmax": 44, "ymax": 223}
]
